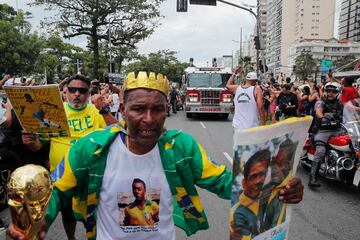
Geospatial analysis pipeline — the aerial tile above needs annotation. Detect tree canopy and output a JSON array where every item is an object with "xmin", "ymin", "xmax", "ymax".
[
  {"xmin": 0, "ymin": 3, "xmax": 102, "ymax": 82},
  {"xmin": 31, "ymin": 0, "xmax": 165, "ymax": 78},
  {"xmin": 294, "ymin": 52, "xmax": 316, "ymax": 80},
  {"xmin": 0, "ymin": 5, "xmax": 43, "ymax": 76},
  {"xmin": 125, "ymin": 50, "xmax": 187, "ymax": 83}
]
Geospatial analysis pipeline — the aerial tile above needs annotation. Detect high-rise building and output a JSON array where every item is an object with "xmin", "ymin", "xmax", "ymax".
[
  {"xmin": 265, "ymin": 0, "xmax": 335, "ymax": 75},
  {"xmin": 339, "ymin": 0, "xmax": 360, "ymax": 41},
  {"xmin": 258, "ymin": 0, "xmax": 268, "ymax": 47}
]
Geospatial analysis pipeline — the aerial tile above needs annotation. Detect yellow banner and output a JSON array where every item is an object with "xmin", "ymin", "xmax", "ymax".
[{"xmin": 4, "ymin": 85, "xmax": 70, "ymax": 137}]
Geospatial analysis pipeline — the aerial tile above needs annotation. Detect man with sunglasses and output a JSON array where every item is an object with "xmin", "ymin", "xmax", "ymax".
[
  {"xmin": 21, "ymin": 74, "xmax": 118, "ymax": 240},
  {"xmin": 309, "ymin": 82, "xmax": 343, "ymax": 187}
]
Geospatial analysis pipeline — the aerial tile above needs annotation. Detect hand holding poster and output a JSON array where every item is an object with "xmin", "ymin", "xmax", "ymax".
[
  {"xmin": 230, "ymin": 117, "xmax": 312, "ymax": 240},
  {"xmin": 4, "ymin": 85, "xmax": 70, "ymax": 137}
]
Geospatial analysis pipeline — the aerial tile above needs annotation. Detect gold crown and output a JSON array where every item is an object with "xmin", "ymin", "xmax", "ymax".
[{"xmin": 124, "ymin": 71, "xmax": 169, "ymax": 95}]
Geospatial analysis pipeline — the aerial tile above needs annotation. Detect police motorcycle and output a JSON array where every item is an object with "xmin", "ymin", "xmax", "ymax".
[{"xmin": 301, "ymin": 91, "xmax": 360, "ymax": 187}]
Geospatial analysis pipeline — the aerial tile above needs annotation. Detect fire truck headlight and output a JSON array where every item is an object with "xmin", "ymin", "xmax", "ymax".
[
  {"xmin": 188, "ymin": 94, "xmax": 199, "ymax": 102},
  {"xmin": 221, "ymin": 94, "xmax": 232, "ymax": 103}
]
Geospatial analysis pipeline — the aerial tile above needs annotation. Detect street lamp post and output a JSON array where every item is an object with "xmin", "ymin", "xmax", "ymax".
[
  {"xmin": 232, "ymin": 40, "xmax": 241, "ymax": 65},
  {"xmin": 217, "ymin": 0, "xmax": 265, "ymax": 76}
]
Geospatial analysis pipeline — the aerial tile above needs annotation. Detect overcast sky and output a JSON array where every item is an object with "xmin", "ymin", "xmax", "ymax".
[{"xmin": 1, "ymin": 0, "xmax": 341, "ymax": 66}]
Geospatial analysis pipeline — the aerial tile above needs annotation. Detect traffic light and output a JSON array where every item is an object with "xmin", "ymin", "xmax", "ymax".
[
  {"xmin": 259, "ymin": 60, "xmax": 268, "ymax": 73},
  {"xmin": 254, "ymin": 36, "xmax": 260, "ymax": 50},
  {"xmin": 254, "ymin": 35, "xmax": 265, "ymax": 50},
  {"xmin": 189, "ymin": 0, "xmax": 216, "ymax": 5},
  {"xmin": 177, "ymin": 0, "xmax": 188, "ymax": 12}
]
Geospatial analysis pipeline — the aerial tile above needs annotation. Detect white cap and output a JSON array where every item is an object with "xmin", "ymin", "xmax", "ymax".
[{"xmin": 246, "ymin": 72, "xmax": 258, "ymax": 80}]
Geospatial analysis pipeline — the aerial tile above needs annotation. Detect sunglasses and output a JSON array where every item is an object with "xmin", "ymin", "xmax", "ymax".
[{"xmin": 67, "ymin": 87, "xmax": 89, "ymax": 94}]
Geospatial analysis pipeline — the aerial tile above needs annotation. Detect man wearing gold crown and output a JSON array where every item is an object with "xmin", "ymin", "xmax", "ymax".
[{"xmin": 7, "ymin": 71, "xmax": 304, "ymax": 240}]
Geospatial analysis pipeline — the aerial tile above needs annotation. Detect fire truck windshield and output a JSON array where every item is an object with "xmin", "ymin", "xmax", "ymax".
[{"xmin": 187, "ymin": 73, "xmax": 231, "ymax": 88}]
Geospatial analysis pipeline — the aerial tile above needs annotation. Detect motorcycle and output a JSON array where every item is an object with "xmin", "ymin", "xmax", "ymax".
[{"xmin": 300, "ymin": 99, "xmax": 360, "ymax": 187}]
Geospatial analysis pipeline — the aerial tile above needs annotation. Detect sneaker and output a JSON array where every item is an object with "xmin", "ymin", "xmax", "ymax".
[{"xmin": 308, "ymin": 178, "xmax": 321, "ymax": 188}]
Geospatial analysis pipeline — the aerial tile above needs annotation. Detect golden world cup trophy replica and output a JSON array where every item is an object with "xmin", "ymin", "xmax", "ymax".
[{"xmin": 7, "ymin": 164, "xmax": 53, "ymax": 240}]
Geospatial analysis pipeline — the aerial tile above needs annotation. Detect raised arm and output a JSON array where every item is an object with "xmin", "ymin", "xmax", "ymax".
[{"xmin": 226, "ymin": 66, "xmax": 243, "ymax": 94}]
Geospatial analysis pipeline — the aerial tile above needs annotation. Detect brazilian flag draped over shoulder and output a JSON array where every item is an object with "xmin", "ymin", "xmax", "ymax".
[{"xmin": 230, "ymin": 117, "xmax": 312, "ymax": 240}]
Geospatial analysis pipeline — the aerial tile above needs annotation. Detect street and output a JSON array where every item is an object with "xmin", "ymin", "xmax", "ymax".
[{"xmin": 1, "ymin": 112, "xmax": 360, "ymax": 239}]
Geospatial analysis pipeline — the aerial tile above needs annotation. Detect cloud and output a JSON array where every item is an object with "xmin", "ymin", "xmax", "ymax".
[
  {"xmin": 137, "ymin": 0, "xmax": 258, "ymax": 65},
  {"xmin": 1, "ymin": 0, "xmax": 342, "ymax": 67}
]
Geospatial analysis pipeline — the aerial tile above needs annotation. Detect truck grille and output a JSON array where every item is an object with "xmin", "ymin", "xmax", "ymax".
[{"xmin": 200, "ymin": 89, "xmax": 220, "ymax": 106}]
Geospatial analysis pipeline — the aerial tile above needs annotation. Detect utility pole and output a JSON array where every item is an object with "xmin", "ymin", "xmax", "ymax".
[
  {"xmin": 108, "ymin": 22, "xmax": 113, "ymax": 73},
  {"xmin": 216, "ymin": 0, "xmax": 265, "ymax": 76},
  {"xmin": 239, "ymin": 27, "xmax": 242, "ymax": 64},
  {"xmin": 232, "ymin": 50, "xmax": 234, "ymax": 70},
  {"xmin": 76, "ymin": 59, "xmax": 80, "ymax": 74}
]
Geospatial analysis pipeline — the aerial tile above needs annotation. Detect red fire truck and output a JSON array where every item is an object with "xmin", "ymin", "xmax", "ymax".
[{"xmin": 184, "ymin": 66, "xmax": 233, "ymax": 119}]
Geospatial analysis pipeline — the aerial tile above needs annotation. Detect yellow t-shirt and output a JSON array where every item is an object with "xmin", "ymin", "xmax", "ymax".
[
  {"xmin": 49, "ymin": 103, "xmax": 106, "ymax": 172},
  {"xmin": 124, "ymin": 201, "xmax": 159, "ymax": 226}
]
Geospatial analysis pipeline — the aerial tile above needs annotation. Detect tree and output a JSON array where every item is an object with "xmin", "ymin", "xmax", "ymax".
[
  {"xmin": 125, "ymin": 50, "xmax": 188, "ymax": 82},
  {"xmin": 0, "ymin": 5, "xmax": 43, "ymax": 76},
  {"xmin": 31, "ymin": 0, "xmax": 165, "ymax": 78},
  {"xmin": 333, "ymin": 54, "xmax": 356, "ymax": 71},
  {"xmin": 0, "ymin": 3, "xmax": 17, "ymax": 21},
  {"xmin": 239, "ymin": 56, "xmax": 255, "ymax": 74},
  {"xmin": 294, "ymin": 52, "xmax": 316, "ymax": 81},
  {"xmin": 99, "ymin": 41, "xmax": 138, "ymax": 74}
]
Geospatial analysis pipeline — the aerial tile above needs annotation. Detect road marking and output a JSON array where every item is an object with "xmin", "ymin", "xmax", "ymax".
[
  {"xmin": 223, "ymin": 152, "xmax": 233, "ymax": 164},
  {"xmin": 200, "ymin": 122, "xmax": 206, "ymax": 129}
]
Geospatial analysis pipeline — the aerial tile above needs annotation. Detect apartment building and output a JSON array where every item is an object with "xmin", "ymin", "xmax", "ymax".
[
  {"xmin": 339, "ymin": 0, "xmax": 360, "ymax": 41},
  {"xmin": 266, "ymin": 0, "xmax": 335, "ymax": 75},
  {"xmin": 288, "ymin": 38, "xmax": 360, "ymax": 75}
]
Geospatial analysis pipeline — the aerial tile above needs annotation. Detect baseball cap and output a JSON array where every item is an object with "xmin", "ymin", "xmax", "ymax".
[{"xmin": 246, "ymin": 72, "xmax": 258, "ymax": 80}]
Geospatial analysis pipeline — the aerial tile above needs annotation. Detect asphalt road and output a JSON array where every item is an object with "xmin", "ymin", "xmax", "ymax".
[
  {"xmin": 1, "ymin": 111, "xmax": 360, "ymax": 239},
  {"xmin": 169, "ymin": 111, "xmax": 360, "ymax": 240}
]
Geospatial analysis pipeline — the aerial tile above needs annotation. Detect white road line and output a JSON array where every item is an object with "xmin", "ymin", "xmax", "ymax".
[
  {"xmin": 200, "ymin": 122, "xmax": 206, "ymax": 129},
  {"xmin": 223, "ymin": 152, "xmax": 233, "ymax": 164}
]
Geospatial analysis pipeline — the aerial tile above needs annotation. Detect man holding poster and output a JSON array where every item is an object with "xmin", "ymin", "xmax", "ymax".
[
  {"xmin": 231, "ymin": 117, "xmax": 312, "ymax": 240},
  {"xmin": 19, "ymin": 74, "xmax": 118, "ymax": 240}
]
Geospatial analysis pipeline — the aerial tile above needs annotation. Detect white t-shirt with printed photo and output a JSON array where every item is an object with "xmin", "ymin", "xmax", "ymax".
[{"xmin": 96, "ymin": 135, "xmax": 175, "ymax": 240}]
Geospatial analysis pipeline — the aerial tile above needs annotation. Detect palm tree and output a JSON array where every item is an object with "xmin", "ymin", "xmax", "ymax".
[
  {"xmin": 239, "ymin": 56, "xmax": 255, "ymax": 73},
  {"xmin": 294, "ymin": 52, "xmax": 316, "ymax": 81}
]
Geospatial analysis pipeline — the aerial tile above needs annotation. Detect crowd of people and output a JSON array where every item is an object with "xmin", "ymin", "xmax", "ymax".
[
  {"xmin": 0, "ymin": 65, "xmax": 358, "ymax": 239},
  {"xmin": 0, "ymin": 70, "xmax": 305, "ymax": 240},
  {"xmin": 229, "ymin": 67, "xmax": 359, "ymax": 126},
  {"xmin": 228, "ymin": 67, "xmax": 359, "ymax": 189}
]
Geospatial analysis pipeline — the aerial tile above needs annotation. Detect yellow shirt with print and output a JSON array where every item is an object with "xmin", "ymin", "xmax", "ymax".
[
  {"xmin": 49, "ymin": 103, "xmax": 106, "ymax": 172},
  {"xmin": 124, "ymin": 200, "xmax": 159, "ymax": 226}
]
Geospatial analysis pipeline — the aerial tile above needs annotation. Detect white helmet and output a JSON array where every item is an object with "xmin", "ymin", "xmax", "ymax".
[{"xmin": 324, "ymin": 82, "xmax": 341, "ymax": 99}]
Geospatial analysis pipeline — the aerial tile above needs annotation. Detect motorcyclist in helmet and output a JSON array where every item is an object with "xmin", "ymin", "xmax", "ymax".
[{"xmin": 309, "ymin": 82, "xmax": 343, "ymax": 187}]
